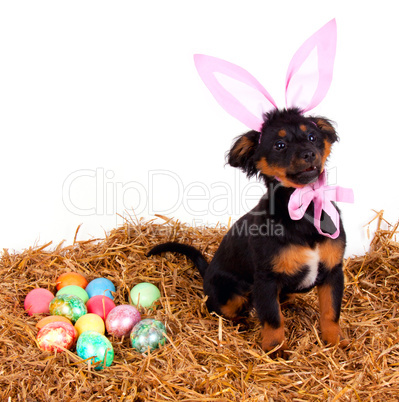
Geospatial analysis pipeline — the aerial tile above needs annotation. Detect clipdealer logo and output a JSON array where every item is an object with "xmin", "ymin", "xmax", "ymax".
[
  {"xmin": 62, "ymin": 168, "xmax": 265, "ymax": 219},
  {"xmin": 62, "ymin": 166, "xmax": 339, "ymax": 236}
]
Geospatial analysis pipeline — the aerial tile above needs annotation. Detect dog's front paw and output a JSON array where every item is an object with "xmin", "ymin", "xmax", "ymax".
[
  {"xmin": 320, "ymin": 320, "xmax": 349, "ymax": 348},
  {"xmin": 261, "ymin": 323, "xmax": 288, "ymax": 358},
  {"xmin": 337, "ymin": 335, "xmax": 350, "ymax": 349},
  {"xmin": 262, "ymin": 338, "xmax": 289, "ymax": 359}
]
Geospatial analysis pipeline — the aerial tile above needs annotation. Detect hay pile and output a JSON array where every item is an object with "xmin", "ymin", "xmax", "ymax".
[{"xmin": 1, "ymin": 213, "xmax": 399, "ymax": 401}]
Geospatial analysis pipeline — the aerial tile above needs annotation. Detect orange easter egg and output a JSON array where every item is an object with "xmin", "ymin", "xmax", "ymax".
[
  {"xmin": 56, "ymin": 272, "xmax": 88, "ymax": 291},
  {"xmin": 36, "ymin": 315, "xmax": 73, "ymax": 330}
]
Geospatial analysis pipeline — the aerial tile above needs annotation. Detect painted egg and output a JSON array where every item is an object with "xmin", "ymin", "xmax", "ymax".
[
  {"xmin": 130, "ymin": 318, "xmax": 167, "ymax": 353},
  {"xmin": 75, "ymin": 313, "xmax": 105, "ymax": 336},
  {"xmin": 76, "ymin": 330, "xmax": 114, "ymax": 370},
  {"xmin": 86, "ymin": 295, "xmax": 116, "ymax": 320},
  {"xmin": 105, "ymin": 305, "xmax": 141, "ymax": 338},
  {"xmin": 130, "ymin": 283, "xmax": 161, "ymax": 308},
  {"xmin": 85, "ymin": 278, "xmax": 115, "ymax": 300},
  {"xmin": 56, "ymin": 285, "xmax": 89, "ymax": 304},
  {"xmin": 36, "ymin": 315, "xmax": 73, "ymax": 330},
  {"xmin": 36, "ymin": 321, "xmax": 76, "ymax": 352},
  {"xmin": 49, "ymin": 294, "xmax": 87, "ymax": 323},
  {"xmin": 24, "ymin": 288, "xmax": 55, "ymax": 316},
  {"xmin": 56, "ymin": 272, "xmax": 88, "ymax": 291}
]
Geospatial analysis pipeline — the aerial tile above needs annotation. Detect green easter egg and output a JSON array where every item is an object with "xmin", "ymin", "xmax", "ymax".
[
  {"xmin": 49, "ymin": 294, "xmax": 87, "ymax": 323},
  {"xmin": 130, "ymin": 319, "xmax": 166, "ymax": 353},
  {"xmin": 130, "ymin": 283, "xmax": 161, "ymax": 308},
  {"xmin": 76, "ymin": 331, "xmax": 114, "ymax": 370},
  {"xmin": 56, "ymin": 285, "xmax": 89, "ymax": 304}
]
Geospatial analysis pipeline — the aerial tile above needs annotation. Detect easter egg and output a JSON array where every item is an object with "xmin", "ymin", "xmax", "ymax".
[
  {"xmin": 49, "ymin": 294, "xmax": 87, "ymax": 323},
  {"xmin": 24, "ymin": 288, "xmax": 55, "ymax": 316},
  {"xmin": 56, "ymin": 285, "xmax": 89, "ymax": 304},
  {"xmin": 56, "ymin": 272, "xmax": 88, "ymax": 291},
  {"xmin": 130, "ymin": 283, "xmax": 161, "ymax": 308},
  {"xmin": 86, "ymin": 295, "xmax": 116, "ymax": 320},
  {"xmin": 75, "ymin": 313, "xmax": 105, "ymax": 336},
  {"xmin": 85, "ymin": 278, "xmax": 115, "ymax": 300},
  {"xmin": 36, "ymin": 315, "xmax": 73, "ymax": 330},
  {"xmin": 105, "ymin": 305, "xmax": 141, "ymax": 338},
  {"xmin": 130, "ymin": 318, "xmax": 167, "ymax": 353},
  {"xmin": 76, "ymin": 330, "xmax": 114, "ymax": 370},
  {"xmin": 36, "ymin": 321, "xmax": 76, "ymax": 352}
]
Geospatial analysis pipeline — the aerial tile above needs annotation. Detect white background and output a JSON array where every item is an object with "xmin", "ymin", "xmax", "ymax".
[{"xmin": 1, "ymin": 1, "xmax": 398, "ymax": 257}]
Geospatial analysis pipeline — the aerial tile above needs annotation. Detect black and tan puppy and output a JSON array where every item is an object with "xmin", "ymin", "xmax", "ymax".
[{"xmin": 148, "ymin": 108, "xmax": 349, "ymax": 354}]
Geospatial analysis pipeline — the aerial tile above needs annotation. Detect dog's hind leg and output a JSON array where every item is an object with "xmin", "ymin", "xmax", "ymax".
[
  {"xmin": 203, "ymin": 270, "xmax": 250, "ymax": 321},
  {"xmin": 220, "ymin": 294, "xmax": 249, "ymax": 319}
]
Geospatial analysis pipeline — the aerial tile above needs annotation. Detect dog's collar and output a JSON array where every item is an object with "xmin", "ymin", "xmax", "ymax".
[{"xmin": 287, "ymin": 171, "xmax": 354, "ymax": 239}]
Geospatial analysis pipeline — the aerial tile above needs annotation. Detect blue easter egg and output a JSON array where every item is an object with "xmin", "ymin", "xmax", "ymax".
[
  {"xmin": 76, "ymin": 330, "xmax": 114, "ymax": 370},
  {"xmin": 85, "ymin": 278, "xmax": 115, "ymax": 300}
]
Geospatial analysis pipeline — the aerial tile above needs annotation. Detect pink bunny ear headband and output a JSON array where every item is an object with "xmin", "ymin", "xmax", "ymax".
[
  {"xmin": 194, "ymin": 18, "xmax": 337, "ymax": 132},
  {"xmin": 194, "ymin": 19, "xmax": 353, "ymax": 239}
]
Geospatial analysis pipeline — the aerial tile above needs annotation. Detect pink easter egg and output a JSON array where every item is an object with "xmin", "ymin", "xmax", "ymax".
[
  {"xmin": 24, "ymin": 288, "xmax": 55, "ymax": 316},
  {"xmin": 105, "ymin": 305, "xmax": 141, "ymax": 338}
]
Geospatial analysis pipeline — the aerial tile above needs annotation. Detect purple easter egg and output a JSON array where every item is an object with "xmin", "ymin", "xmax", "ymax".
[{"xmin": 105, "ymin": 305, "xmax": 141, "ymax": 338}]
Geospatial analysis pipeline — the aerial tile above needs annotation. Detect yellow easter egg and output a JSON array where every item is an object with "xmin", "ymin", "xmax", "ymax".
[{"xmin": 74, "ymin": 313, "xmax": 105, "ymax": 336}]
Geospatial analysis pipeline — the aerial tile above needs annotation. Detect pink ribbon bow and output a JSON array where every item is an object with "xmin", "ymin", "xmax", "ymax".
[{"xmin": 288, "ymin": 171, "xmax": 354, "ymax": 239}]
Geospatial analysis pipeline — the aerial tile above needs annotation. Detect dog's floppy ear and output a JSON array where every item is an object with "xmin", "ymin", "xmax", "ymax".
[
  {"xmin": 312, "ymin": 117, "xmax": 338, "ymax": 143},
  {"xmin": 227, "ymin": 130, "xmax": 260, "ymax": 177}
]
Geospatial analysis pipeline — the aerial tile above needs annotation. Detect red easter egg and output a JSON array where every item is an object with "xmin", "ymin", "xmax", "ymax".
[
  {"xmin": 86, "ymin": 295, "xmax": 116, "ymax": 320},
  {"xmin": 24, "ymin": 288, "xmax": 55, "ymax": 316},
  {"xmin": 36, "ymin": 321, "xmax": 76, "ymax": 352},
  {"xmin": 56, "ymin": 272, "xmax": 88, "ymax": 291}
]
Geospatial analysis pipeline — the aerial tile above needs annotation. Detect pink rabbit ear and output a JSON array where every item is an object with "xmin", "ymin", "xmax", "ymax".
[
  {"xmin": 194, "ymin": 54, "xmax": 277, "ymax": 131},
  {"xmin": 285, "ymin": 19, "xmax": 337, "ymax": 112}
]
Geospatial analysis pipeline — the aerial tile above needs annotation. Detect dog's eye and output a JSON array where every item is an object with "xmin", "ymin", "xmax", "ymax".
[
  {"xmin": 274, "ymin": 140, "xmax": 286, "ymax": 151},
  {"xmin": 308, "ymin": 133, "xmax": 316, "ymax": 142}
]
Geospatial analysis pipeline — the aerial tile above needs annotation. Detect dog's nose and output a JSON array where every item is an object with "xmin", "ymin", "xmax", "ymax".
[{"xmin": 301, "ymin": 150, "xmax": 316, "ymax": 163}]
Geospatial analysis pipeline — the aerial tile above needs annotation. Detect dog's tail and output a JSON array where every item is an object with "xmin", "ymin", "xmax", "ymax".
[{"xmin": 147, "ymin": 242, "xmax": 208, "ymax": 278}]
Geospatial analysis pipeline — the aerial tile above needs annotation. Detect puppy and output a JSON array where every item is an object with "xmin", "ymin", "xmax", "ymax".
[{"xmin": 148, "ymin": 107, "xmax": 349, "ymax": 354}]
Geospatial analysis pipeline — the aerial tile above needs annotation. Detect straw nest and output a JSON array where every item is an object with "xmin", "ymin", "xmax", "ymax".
[{"xmin": 1, "ymin": 212, "xmax": 399, "ymax": 401}]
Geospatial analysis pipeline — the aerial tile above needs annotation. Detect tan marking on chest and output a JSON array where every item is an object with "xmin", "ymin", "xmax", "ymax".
[
  {"xmin": 272, "ymin": 244, "xmax": 317, "ymax": 275},
  {"xmin": 319, "ymin": 239, "xmax": 345, "ymax": 269}
]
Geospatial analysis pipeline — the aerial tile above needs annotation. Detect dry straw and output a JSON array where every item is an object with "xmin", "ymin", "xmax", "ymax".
[{"xmin": 1, "ymin": 212, "xmax": 399, "ymax": 401}]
